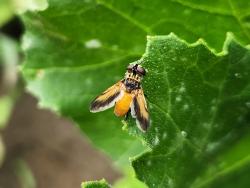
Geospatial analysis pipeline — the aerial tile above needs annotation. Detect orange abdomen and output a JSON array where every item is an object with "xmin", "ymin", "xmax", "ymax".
[{"xmin": 114, "ymin": 92, "xmax": 132, "ymax": 117}]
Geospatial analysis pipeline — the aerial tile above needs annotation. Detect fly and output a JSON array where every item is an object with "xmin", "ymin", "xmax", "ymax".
[{"xmin": 89, "ymin": 63, "xmax": 149, "ymax": 132}]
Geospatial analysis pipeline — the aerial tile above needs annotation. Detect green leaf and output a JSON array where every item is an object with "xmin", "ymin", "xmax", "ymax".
[
  {"xmin": 20, "ymin": 0, "xmax": 250, "ymax": 187},
  {"xmin": 0, "ymin": 34, "xmax": 20, "ymax": 167},
  {"xmin": 113, "ymin": 168, "xmax": 147, "ymax": 188},
  {"xmin": 0, "ymin": 34, "xmax": 19, "ymax": 130},
  {"xmin": 20, "ymin": 1, "xmax": 147, "ymax": 165},
  {"xmin": 21, "ymin": 0, "xmax": 250, "ymax": 55},
  {"xmin": 14, "ymin": 159, "xmax": 36, "ymax": 188},
  {"xmin": 0, "ymin": 0, "xmax": 13, "ymax": 26},
  {"xmin": 13, "ymin": 0, "xmax": 48, "ymax": 14},
  {"xmin": 129, "ymin": 33, "xmax": 250, "ymax": 187},
  {"xmin": 20, "ymin": 0, "xmax": 250, "ymax": 162},
  {"xmin": 0, "ymin": 34, "xmax": 20, "ymax": 128},
  {"xmin": 81, "ymin": 179, "xmax": 110, "ymax": 188},
  {"xmin": 0, "ymin": 96, "xmax": 14, "ymax": 129},
  {"xmin": 0, "ymin": 0, "xmax": 48, "ymax": 26}
]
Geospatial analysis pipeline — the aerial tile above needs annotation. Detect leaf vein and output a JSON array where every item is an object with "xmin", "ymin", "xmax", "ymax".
[{"xmin": 97, "ymin": 0, "xmax": 153, "ymax": 34}]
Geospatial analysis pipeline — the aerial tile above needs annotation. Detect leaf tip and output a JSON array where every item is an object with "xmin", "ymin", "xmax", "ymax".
[
  {"xmin": 220, "ymin": 32, "xmax": 244, "ymax": 56},
  {"xmin": 81, "ymin": 179, "xmax": 110, "ymax": 188},
  {"xmin": 121, "ymin": 120, "xmax": 128, "ymax": 130},
  {"xmin": 169, "ymin": 32, "xmax": 178, "ymax": 38},
  {"xmin": 222, "ymin": 32, "xmax": 235, "ymax": 51},
  {"xmin": 197, "ymin": 38, "xmax": 206, "ymax": 45}
]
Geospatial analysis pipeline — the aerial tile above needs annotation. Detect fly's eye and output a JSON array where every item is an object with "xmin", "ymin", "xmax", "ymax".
[
  {"xmin": 136, "ymin": 66, "xmax": 146, "ymax": 76},
  {"xmin": 127, "ymin": 64, "xmax": 134, "ymax": 71}
]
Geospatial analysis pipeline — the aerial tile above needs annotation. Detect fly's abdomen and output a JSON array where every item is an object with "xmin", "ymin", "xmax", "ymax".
[{"xmin": 114, "ymin": 92, "xmax": 132, "ymax": 117}]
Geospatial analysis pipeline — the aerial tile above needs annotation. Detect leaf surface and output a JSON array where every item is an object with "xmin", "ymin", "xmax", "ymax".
[
  {"xmin": 21, "ymin": 0, "xmax": 250, "ymax": 160},
  {"xmin": 129, "ymin": 33, "xmax": 250, "ymax": 187},
  {"xmin": 20, "ymin": 0, "xmax": 250, "ymax": 187},
  {"xmin": 81, "ymin": 179, "xmax": 110, "ymax": 188}
]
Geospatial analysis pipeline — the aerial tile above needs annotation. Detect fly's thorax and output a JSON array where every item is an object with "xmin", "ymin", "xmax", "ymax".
[
  {"xmin": 125, "ymin": 71, "xmax": 143, "ymax": 82},
  {"xmin": 124, "ymin": 72, "xmax": 141, "ymax": 92}
]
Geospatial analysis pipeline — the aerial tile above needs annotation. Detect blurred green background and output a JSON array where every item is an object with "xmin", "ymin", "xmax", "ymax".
[{"xmin": 0, "ymin": 0, "xmax": 127, "ymax": 187}]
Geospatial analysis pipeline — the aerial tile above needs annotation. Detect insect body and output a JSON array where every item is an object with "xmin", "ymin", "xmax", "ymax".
[{"xmin": 90, "ymin": 63, "xmax": 149, "ymax": 132}]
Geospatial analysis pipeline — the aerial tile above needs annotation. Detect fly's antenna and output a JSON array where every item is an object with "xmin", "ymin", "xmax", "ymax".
[{"xmin": 132, "ymin": 64, "xmax": 138, "ymax": 75}]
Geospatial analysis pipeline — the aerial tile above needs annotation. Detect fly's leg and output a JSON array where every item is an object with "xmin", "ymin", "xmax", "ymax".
[{"xmin": 125, "ymin": 109, "xmax": 131, "ymax": 120}]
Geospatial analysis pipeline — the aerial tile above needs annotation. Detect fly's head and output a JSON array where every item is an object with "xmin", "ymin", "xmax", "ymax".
[{"xmin": 125, "ymin": 63, "xmax": 146, "ymax": 81}]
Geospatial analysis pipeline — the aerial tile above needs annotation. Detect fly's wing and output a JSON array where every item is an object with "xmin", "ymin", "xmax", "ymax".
[
  {"xmin": 90, "ymin": 81, "xmax": 124, "ymax": 113},
  {"xmin": 131, "ymin": 89, "xmax": 149, "ymax": 132}
]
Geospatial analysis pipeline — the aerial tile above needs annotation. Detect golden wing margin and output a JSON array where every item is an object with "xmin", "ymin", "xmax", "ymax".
[{"xmin": 90, "ymin": 81, "xmax": 124, "ymax": 112}]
